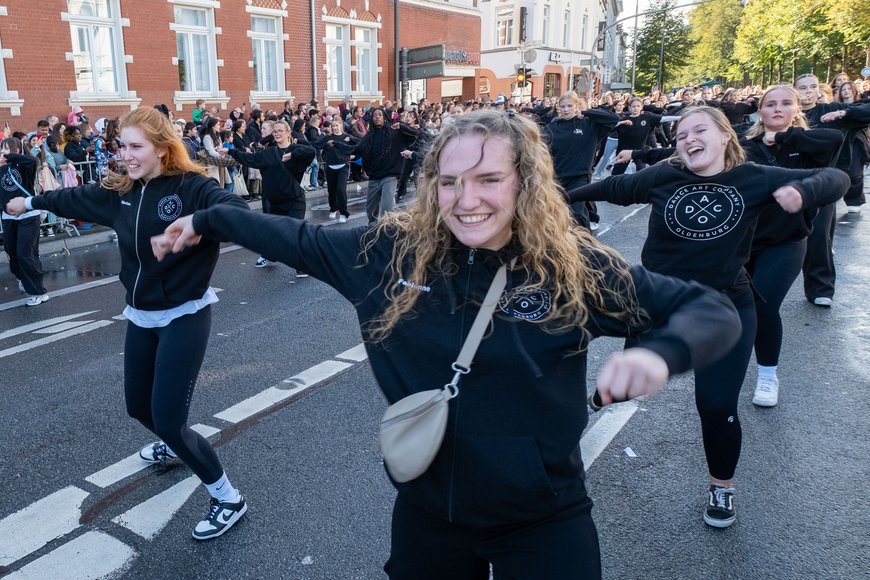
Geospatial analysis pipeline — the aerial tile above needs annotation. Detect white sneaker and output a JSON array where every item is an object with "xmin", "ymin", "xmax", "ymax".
[
  {"xmin": 589, "ymin": 222, "xmax": 600, "ymax": 231},
  {"xmin": 328, "ymin": 211, "xmax": 339, "ymax": 219},
  {"xmin": 18, "ymin": 280, "xmax": 25, "ymax": 294},
  {"xmin": 813, "ymin": 297, "xmax": 832, "ymax": 307},
  {"xmin": 752, "ymin": 375, "xmax": 779, "ymax": 407},
  {"xmin": 254, "ymin": 257, "xmax": 271, "ymax": 268},
  {"xmin": 846, "ymin": 206, "xmax": 862, "ymax": 213},
  {"xmin": 192, "ymin": 495, "xmax": 247, "ymax": 541},
  {"xmin": 339, "ymin": 215, "xmax": 348, "ymax": 224},
  {"xmin": 26, "ymin": 294, "xmax": 49, "ymax": 307}
]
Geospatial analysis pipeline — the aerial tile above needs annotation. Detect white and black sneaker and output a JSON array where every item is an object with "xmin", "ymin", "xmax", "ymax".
[
  {"xmin": 254, "ymin": 257, "xmax": 271, "ymax": 268},
  {"xmin": 138, "ymin": 441, "xmax": 178, "ymax": 463},
  {"xmin": 704, "ymin": 485, "xmax": 736, "ymax": 528},
  {"xmin": 192, "ymin": 495, "xmax": 247, "ymax": 541},
  {"xmin": 25, "ymin": 294, "xmax": 49, "ymax": 307}
]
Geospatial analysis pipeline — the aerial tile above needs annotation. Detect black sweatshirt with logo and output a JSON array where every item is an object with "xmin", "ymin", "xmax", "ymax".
[
  {"xmin": 741, "ymin": 127, "xmax": 844, "ymax": 251},
  {"xmin": 228, "ymin": 141, "xmax": 315, "ymax": 206},
  {"xmin": 187, "ymin": 203, "xmax": 741, "ymax": 527},
  {"xmin": 0, "ymin": 153, "xmax": 37, "ymax": 209},
  {"xmin": 29, "ymin": 172, "xmax": 248, "ymax": 310},
  {"xmin": 542, "ymin": 109, "xmax": 620, "ymax": 179},
  {"xmin": 568, "ymin": 162, "xmax": 849, "ymax": 291}
]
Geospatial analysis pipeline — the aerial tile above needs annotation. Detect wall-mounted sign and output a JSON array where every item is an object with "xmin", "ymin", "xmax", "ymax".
[
  {"xmin": 444, "ymin": 49, "xmax": 480, "ymax": 66},
  {"xmin": 549, "ymin": 51, "xmax": 564, "ymax": 62}
]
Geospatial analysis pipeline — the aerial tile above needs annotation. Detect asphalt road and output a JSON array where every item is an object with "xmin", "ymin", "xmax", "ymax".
[{"xmin": 0, "ymin": 193, "xmax": 867, "ymax": 579}]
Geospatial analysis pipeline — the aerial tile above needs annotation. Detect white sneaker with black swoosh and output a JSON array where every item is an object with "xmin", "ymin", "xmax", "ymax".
[{"xmin": 192, "ymin": 495, "xmax": 248, "ymax": 540}]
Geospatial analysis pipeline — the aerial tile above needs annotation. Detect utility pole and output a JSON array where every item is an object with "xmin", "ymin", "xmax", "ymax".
[
  {"xmin": 658, "ymin": 27, "xmax": 666, "ymax": 93},
  {"xmin": 630, "ymin": 0, "xmax": 638, "ymax": 94}
]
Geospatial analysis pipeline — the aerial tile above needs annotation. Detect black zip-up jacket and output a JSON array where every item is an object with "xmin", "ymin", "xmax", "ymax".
[
  {"xmin": 30, "ymin": 172, "xmax": 248, "ymax": 310},
  {"xmin": 568, "ymin": 162, "xmax": 849, "ymax": 292},
  {"xmin": 542, "ymin": 109, "xmax": 619, "ymax": 179},
  {"xmin": 352, "ymin": 123, "xmax": 418, "ymax": 179},
  {"xmin": 0, "ymin": 153, "xmax": 37, "ymax": 208},
  {"xmin": 741, "ymin": 127, "xmax": 844, "ymax": 251},
  {"xmin": 227, "ymin": 141, "xmax": 315, "ymax": 206},
  {"xmin": 188, "ymin": 204, "xmax": 742, "ymax": 527},
  {"xmin": 312, "ymin": 133, "xmax": 359, "ymax": 165}
]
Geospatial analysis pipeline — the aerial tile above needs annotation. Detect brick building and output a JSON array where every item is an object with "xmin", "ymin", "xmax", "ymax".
[{"xmin": 0, "ymin": 0, "xmax": 480, "ymax": 129}]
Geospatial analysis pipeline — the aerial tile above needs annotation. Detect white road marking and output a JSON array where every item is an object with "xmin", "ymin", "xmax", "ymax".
[
  {"xmin": 84, "ymin": 424, "xmax": 221, "ymax": 488},
  {"xmin": 0, "ymin": 486, "xmax": 89, "ymax": 567},
  {"xmin": 33, "ymin": 320, "xmax": 96, "ymax": 334},
  {"xmin": 4, "ymin": 531, "xmax": 136, "ymax": 580},
  {"xmin": 0, "ymin": 321, "xmax": 113, "ymax": 359},
  {"xmin": 595, "ymin": 205, "xmax": 648, "ymax": 238},
  {"xmin": 214, "ymin": 360, "xmax": 352, "ymax": 424},
  {"xmin": 0, "ymin": 278, "xmax": 118, "ymax": 312},
  {"xmin": 581, "ymin": 401, "xmax": 640, "ymax": 470},
  {"xmin": 335, "ymin": 343, "xmax": 368, "ymax": 362},
  {"xmin": 111, "ymin": 476, "xmax": 200, "ymax": 539},
  {"xmin": 112, "ymin": 314, "xmax": 127, "ymax": 320},
  {"xmin": 0, "ymin": 311, "xmax": 99, "ymax": 341}
]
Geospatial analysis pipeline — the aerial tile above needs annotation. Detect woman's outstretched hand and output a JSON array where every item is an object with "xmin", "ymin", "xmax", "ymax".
[
  {"xmin": 151, "ymin": 214, "xmax": 201, "ymax": 261},
  {"xmin": 595, "ymin": 347, "xmax": 669, "ymax": 405}
]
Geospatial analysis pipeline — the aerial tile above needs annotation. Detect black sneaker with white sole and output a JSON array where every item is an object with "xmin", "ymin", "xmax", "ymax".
[
  {"xmin": 704, "ymin": 485, "xmax": 736, "ymax": 528},
  {"xmin": 192, "ymin": 496, "xmax": 248, "ymax": 540},
  {"xmin": 138, "ymin": 441, "xmax": 178, "ymax": 463}
]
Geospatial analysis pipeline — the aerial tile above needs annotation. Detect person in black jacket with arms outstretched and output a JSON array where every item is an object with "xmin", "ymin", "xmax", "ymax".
[
  {"xmin": 153, "ymin": 109, "xmax": 742, "ymax": 578},
  {"xmin": 6, "ymin": 107, "xmax": 251, "ymax": 541}
]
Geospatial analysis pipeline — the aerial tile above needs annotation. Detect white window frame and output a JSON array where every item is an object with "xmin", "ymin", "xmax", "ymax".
[
  {"xmin": 351, "ymin": 25, "xmax": 377, "ymax": 95},
  {"xmin": 581, "ymin": 13, "xmax": 588, "ymax": 51},
  {"xmin": 325, "ymin": 23, "xmax": 350, "ymax": 96},
  {"xmin": 563, "ymin": 10, "xmax": 571, "ymax": 48},
  {"xmin": 63, "ymin": 0, "xmax": 139, "ymax": 108},
  {"xmin": 170, "ymin": 2, "xmax": 227, "ymax": 110},
  {"xmin": 541, "ymin": 5, "xmax": 550, "ymax": 46},
  {"xmin": 0, "ymin": 6, "xmax": 22, "ymax": 115},
  {"xmin": 496, "ymin": 7, "xmax": 513, "ymax": 47},
  {"xmin": 249, "ymin": 13, "xmax": 285, "ymax": 99},
  {"xmin": 322, "ymin": 15, "xmax": 383, "ymax": 102}
]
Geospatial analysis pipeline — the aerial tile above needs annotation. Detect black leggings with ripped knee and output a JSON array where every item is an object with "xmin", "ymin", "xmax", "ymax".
[{"xmin": 124, "ymin": 306, "xmax": 223, "ymax": 484}]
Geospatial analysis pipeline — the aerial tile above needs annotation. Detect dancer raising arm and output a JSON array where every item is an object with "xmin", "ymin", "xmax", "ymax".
[
  {"xmin": 153, "ymin": 109, "xmax": 741, "ymax": 578},
  {"xmin": 568, "ymin": 106, "xmax": 849, "ymax": 528},
  {"xmin": 6, "ymin": 107, "xmax": 251, "ymax": 540}
]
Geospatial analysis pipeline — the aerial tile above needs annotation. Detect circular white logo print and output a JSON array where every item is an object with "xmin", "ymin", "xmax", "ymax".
[
  {"xmin": 664, "ymin": 184, "xmax": 743, "ymax": 240},
  {"xmin": 157, "ymin": 194, "xmax": 182, "ymax": 221},
  {"xmin": 498, "ymin": 288, "xmax": 552, "ymax": 321},
  {"xmin": 1, "ymin": 167, "xmax": 23, "ymax": 192},
  {"xmin": 640, "ymin": 119, "xmax": 647, "ymax": 126}
]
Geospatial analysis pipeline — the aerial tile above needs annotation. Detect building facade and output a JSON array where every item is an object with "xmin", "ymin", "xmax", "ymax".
[
  {"xmin": 0, "ymin": 0, "xmax": 480, "ymax": 128},
  {"xmin": 477, "ymin": 0, "xmax": 624, "ymax": 101}
]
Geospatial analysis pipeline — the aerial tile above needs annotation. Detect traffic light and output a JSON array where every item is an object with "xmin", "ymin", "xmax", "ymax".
[{"xmin": 516, "ymin": 68, "xmax": 527, "ymax": 88}]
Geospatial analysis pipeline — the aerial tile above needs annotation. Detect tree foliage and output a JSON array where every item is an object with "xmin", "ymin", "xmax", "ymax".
[
  {"xmin": 628, "ymin": 0, "xmax": 694, "ymax": 93},
  {"xmin": 627, "ymin": 0, "xmax": 870, "ymax": 92}
]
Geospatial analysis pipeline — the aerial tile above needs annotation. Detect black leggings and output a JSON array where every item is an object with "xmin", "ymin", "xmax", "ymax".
[
  {"xmin": 385, "ymin": 494, "xmax": 600, "ymax": 579},
  {"xmin": 747, "ymin": 239, "xmax": 807, "ymax": 366},
  {"xmin": 325, "ymin": 164, "xmax": 350, "ymax": 217},
  {"xmin": 694, "ymin": 285, "xmax": 757, "ymax": 481},
  {"xmin": 124, "ymin": 306, "xmax": 223, "ymax": 485}
]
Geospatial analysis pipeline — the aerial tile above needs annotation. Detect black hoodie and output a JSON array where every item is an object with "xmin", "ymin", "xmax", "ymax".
[
  {"xmin": 189, "ymin": 203, "xmax": 742, "ymax": 527},
  {"xmin": 542, "ymin": 109, "xmax": 620, "ymax": 179},
  {"xmin": 0, "ymin": 153, "xmax": 37, "ymax": 209},
  {"xmin": 227, "ymin": 141, "xmax": 315, "ymax": 206},
  {"xmin": 30, "ymin": 173, "xmax": 249, "ymax": 310},
  {"xmin": 352, "ymin": 122, "xmax": 418, "ymax": 179}
]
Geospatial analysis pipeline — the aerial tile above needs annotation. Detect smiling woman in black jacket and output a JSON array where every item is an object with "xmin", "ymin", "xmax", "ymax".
[
  {"xmin": 154, "ymin": 110, "xmax": 742, "ymax": 578},
  {"xmin": 6, "ymin": 107, "xmax": 251, "ymax": 541},
  {"xmin": 569, "ymin": 106, "xmax": 849, "ymax": 529}
]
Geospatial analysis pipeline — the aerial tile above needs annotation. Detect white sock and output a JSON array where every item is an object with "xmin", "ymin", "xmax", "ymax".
[
  {"xmin": 757, "ymin": 365, "xmax": 777, "ymax": 380},
  {"xmin": 204, "ymin": 472, "xmax": 241, "ymax": 503}
]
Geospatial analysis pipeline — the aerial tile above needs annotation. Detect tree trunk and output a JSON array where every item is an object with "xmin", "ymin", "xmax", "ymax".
[
  {"xmin": 791, "ymin": 58, "xmax": 796, "ymax": 83},
  {"xmin": 827, "ymin": 57, "xmax": 833, "ymax": 82},
  {"xmin": 811, "ymin": 54, "xmax": 817, "ymax": 76},
  {"xmin": 777, "ymin": 61, "xmax": 783, "ymax": 83}
]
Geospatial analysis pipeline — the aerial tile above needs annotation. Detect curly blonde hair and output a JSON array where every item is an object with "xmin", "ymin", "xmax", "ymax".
[
  {"xmin": 102, "ymin": 107, "xmax": 205, "ymax": 194},
  {"xmin": 362, "ymin": 109, "xmax": 646, "ymax": 344}
]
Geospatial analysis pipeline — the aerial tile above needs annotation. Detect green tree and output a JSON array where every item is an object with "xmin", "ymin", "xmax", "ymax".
[
  {"xmin": 681, "ymin": 0, "xmax": 743, "ymax": 84},
  {"xmin": 629, "ymin": 0, "xmax": 694, "ymax": 93}
]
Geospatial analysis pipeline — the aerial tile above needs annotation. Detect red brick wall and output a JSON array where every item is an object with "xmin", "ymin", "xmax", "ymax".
[{"xmin": 0, "ymin": 0, "xmax": 479, "ymax": 130}]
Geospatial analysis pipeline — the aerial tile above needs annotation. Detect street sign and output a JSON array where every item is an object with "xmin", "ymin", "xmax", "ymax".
[
  {"xmin": 406, "ymin": 44, "xmax": 444, "ymax": 65},
  {"xmin": 861, "ymin": 66, "xmax": 870, "ymax": 78},
  {"xmin": 406, "ymin": 61, "xmax": 445, "ymax": 80}
]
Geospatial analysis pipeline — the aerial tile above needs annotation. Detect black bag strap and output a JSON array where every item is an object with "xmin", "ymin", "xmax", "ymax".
[{"xmin": 754, "ymin": 140, "xmax": 780, "ymax": 167}]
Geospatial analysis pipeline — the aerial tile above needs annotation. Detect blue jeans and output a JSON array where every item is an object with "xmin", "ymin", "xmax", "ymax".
[{"xmin": 592, "ymin": 137, "xmax": 618, "ymax": 177}]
